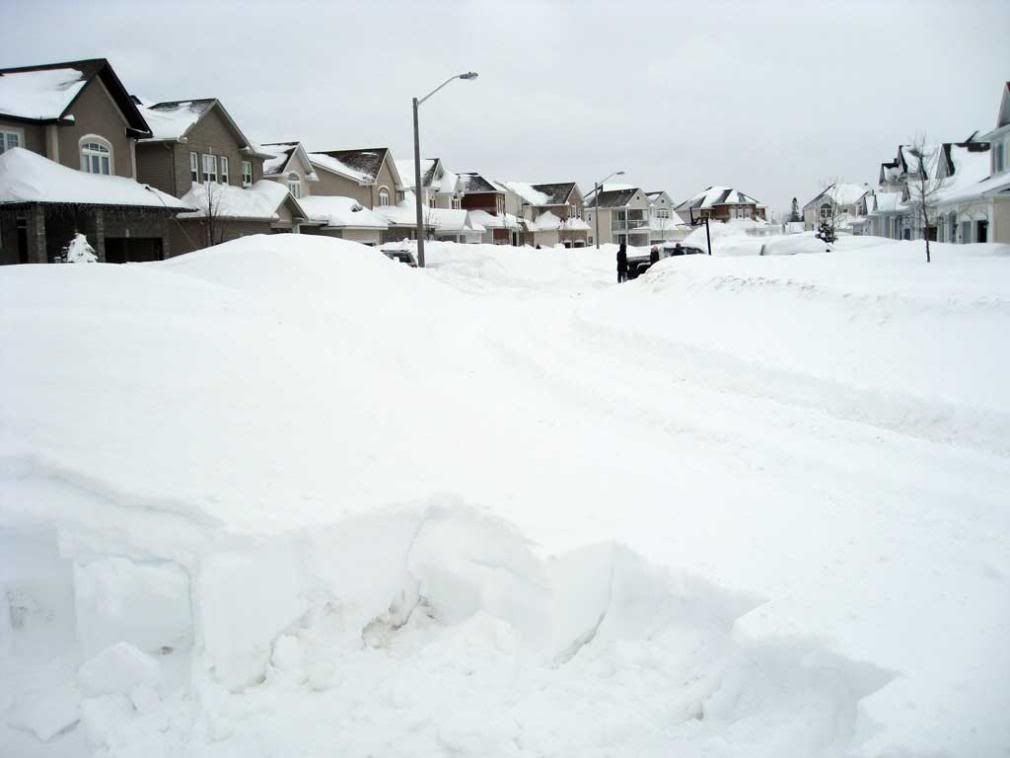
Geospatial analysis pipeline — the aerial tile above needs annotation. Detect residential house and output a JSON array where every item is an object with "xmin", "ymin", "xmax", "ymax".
[
  {"xmin": 135, "ymin": 98, "xmax": 305, "ymax": 252},
  {"xmin": 868, "ymin": 145, "xmax": 935, "ymax": 240},
  {"xmin": 395, "ymin": 158, "xmax": 462, "ymax": 209},
  {"xmin": 505, "ymin": 181, "xmax": 590, "ymax": 248},
  {"xmin": 458, "ymin": 172, "xmax": 525, "ymax": 245},
  {"xmin": 928, "ymin": 83, "xmax": 1010, "ymax": 244},
  {"xmin": 644, "ymin": 190, "xmax": 688, "ymax": 245},
  {"xmin": 309, "ymin": 148, "xmax": 405, "ymax": 210},
  {"xmin": 674, "ymin": 186, "xmax": 767, "ymax": 224},
  {"xmin": 802, "ymin": 182, "xmax": 872, "ymax": 233},
  {"xmin": 0, "ymin": 58, "xmax": 191, "ymax": 263},
  {"xmin": 296, "ymin": 195, "xmax": 390, "ymax": 246},
  {"xmin": 583, "ymin": 186, "xmax": 653, "ymax": 247}
]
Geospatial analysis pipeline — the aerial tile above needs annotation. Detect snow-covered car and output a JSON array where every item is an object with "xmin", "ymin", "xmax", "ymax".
[
  {"xmin": 380, "ymin": 249, "xmax": 418, "ymax": 267},
  {"xmin": 627, "ymin": 244, "xmax": 705, "ymax": 279}
]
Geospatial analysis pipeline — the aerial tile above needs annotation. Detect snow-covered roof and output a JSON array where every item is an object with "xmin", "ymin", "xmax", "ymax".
[
  {"xmin": 258, "ymin": 142, "xmax": 319, "ymax": 182},
  {"xmin": 310, "ymin": 149, "xmax": 396, "ymax": 186},
  {"xmin": 585, "ymin": 187, "xmax": 640, "ymax": 207},
  {"xmin": 396, "ymin": 159, "xmax": 437, "ymax": 190},
  {"xmin": 676, "ymin": 186, "xmax": 761, "ymax": 211},
  {"xmin": 429, "ymin": 207, "xmax": 484, "ymax": 233},
  {"xmin": 178, "ymin": 180, "xmax": 293, "ymax": 221},
  {"xmin": 468, "ymin": 209, "xmax": 523, "ymax": 230},
  {"xmin": 137, "ymin": 100, "xmax": 212, "ymax": 140},
  {"xmin": 458, "ymin": 173, "xmax": 502, "ymax": 194},
  {"xmin": 297, "ymin": 195, "xmax": 389, "ymax": 229},
  {"xmin": 934, "ymin": 144, "xmax": 995, "ymax": 205},
  {"xmin": 0, "ymin": 67, "xmax": 86, "ymax": 120},
  {"xmin": 373, "ymin": 200, "xmax": 422, "ymax": 227},
  {"xmin": 528, "ymin": 210, "xmax": 591, "ymax": 232},
  {"xmin": 872, "ymin": 192, "xmax": 903, "ymax": 213},
  {"xmin": 505, "ymin": 182, "xmax": 550, "ymax": 206},
  {"xmin": 0, "ymin": 147, "xmax": 190, "ymax": 209}
]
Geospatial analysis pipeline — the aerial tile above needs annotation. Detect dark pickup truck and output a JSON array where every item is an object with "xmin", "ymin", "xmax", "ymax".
[{"xmin": 626, "ymin": 243, "xmax": 705, "ymax": 279}]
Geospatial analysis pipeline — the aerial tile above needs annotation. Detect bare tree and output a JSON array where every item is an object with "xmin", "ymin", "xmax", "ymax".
[
  {"xmin": 202, "ymin": 180, "xmax": 228, "ymax": 248},
  {"xmin": 905, "ymin": 134, "xmax": 947, "ymax": 263}
]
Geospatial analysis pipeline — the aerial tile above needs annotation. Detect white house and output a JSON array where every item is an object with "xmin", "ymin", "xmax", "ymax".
[{"xmin": 802, "ymin": 183, "xmax": 872, "ymax": 233}]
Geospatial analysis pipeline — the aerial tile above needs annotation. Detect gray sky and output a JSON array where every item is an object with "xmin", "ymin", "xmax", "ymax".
[{"xmin": 4, "ymin": 0, "xmax": 1008, "ymax": 216}]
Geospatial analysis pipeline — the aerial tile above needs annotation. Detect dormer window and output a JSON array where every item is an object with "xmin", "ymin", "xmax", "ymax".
[
  {"xmin": 377, "ymin": 187, "xmax": 391, "ymax": 206},
  {"xmin": 287, "ymin": 172, "xmax": 302, "ymax": 199},
  {"xmin": 80, "ymin": 136, "xmax": 112, "ymax": 175}
]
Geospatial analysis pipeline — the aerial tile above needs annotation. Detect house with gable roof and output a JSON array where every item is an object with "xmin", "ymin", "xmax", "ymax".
[
  {"xmin": 0, "ymin": 58, "xmax": 192, "ymax": 263},
  {"xmin": 395, "ymin": 157, "xmax": 462, "ymax": 210},
  {"xmin": 505, "ymin": 181, "xmax": 590, "ymax": 248},
  {"xmin": 583, "ymin": 185, "xmax": 653, "ymax": 247},
  {"xmin": 644, "ymin": 190, "xmax": 688, "ymax": 245},
  {"xmin": 458, "ymin": 172, "xmax": 525, "ymax": 245},
  {"xmin": 674, "ymin": 186, "xmax": 766, "ymax": 225},
  {"xmin": 308, "ymin": 148, "xmax": 406, "ymax": 211},
  {"xmin": 802, "ymin": 183, "xmax": 872, "ymax": 232},
  {"xmin": 134, "ymin": 98, "xmax": 306, "ymax": 252}
]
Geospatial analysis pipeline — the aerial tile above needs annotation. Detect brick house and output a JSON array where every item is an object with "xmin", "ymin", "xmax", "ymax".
[
  {"xmin": 674, "ymin": 186, "xmax": 767, "ymax": 224},
  {"xmin": 0, "ymin": 58, "xmax": 191, "ymax": 263}
]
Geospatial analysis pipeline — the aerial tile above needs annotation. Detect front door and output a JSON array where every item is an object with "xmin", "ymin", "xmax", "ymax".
[{"xmin": 976, "ymin": 220, "xmax": 988, "ymax": 243}]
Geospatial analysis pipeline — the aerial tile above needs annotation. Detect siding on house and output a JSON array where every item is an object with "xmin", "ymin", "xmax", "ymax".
[
  {"xmin": 57, "ymin": 77, "xmax": 134, "ymax": 178},
  {"xmin": 0, "ymin": 118, "xmax": 45, "ymax": 155}
]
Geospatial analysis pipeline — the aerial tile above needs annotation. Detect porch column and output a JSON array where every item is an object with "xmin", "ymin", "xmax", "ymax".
[
  {"xmin": 31, "ymin": 204, "xmax": 48, "ymax": 264},
  {"xmin": 94, "ymin": 208, "xmax": 106, "ymax": 262}
]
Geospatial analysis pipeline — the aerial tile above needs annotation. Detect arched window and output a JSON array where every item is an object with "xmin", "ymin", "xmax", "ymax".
[
  {"xmin": 287, "ymin": 172, "xmax": 302, "ymax": 199},
  {"xmin": 377, "ymin": 187, "xmax": 391, "ymax": 206},
  {"xmin": 80, "ymin": 136, "xmax": 113, "ymax": 175},
  {"xmin": 819, "ymin": 202, "xmax": 832, "ymax": 219}
]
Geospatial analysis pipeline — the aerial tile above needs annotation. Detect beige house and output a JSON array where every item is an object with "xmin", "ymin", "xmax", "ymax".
[
  {"xmin": 802, "ymin": 183, "xmax": 872, "ymax": 232},
  {"xmin": 644, "ymin": 190, "xmax": 688, "ymax": 245},
  {"xmin": 135, "ymin": 99, "xmax": 306, "ymax": 252},
  {"xmin": 506, "ymin": 181, "xmax": 590, "ymax": 247},
  {"xmin": 308, "ymin": 148, "xmax": 406, "ymax": 211},
  {"xmin": 395, "ymin": 157, "xmax": 462, "ymax": 209},
  {"xmin": 583, "ymin": 186, "xmax": 653, "ymax": 247},
  {"xmin": 0, "ymin": 58, "xmax": 191, "ymax": 263}
]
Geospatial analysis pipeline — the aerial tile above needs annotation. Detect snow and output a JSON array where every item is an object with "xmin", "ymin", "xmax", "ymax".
[
  {"xmin": 815, "ymin": 182, "xmax": 870, "ymax": 207},
  {"xmin": 2, "ymin": 232, "xmax": 1010, "ymax": 756},
  {"xmin": 678, "ymin": 185, "xmax": 761, "ymax": 210},
  {"xmin": 309, "ymin": 152, "xmax": 372, "ymax": 183},
  {"xmin": 178, "ymin": 179, "xmax": 289, "ymax": 220},
  {"xmin": 0, "ymin": 67, "xmax": 86, "ymax": 121},
  {"xmin": 0, "ymin": 148, "xmax": 191, "ymax": 209},
  {"xmin": 298, "ymin": 194, "xmax": 388, "ymax": 228},
  {"xmin": 136, "ymin": 101, "xmax": 208, "ymax": 140},
  {"xmin": 62, "ymin": 233, "xmax": 97, "ymax": 264},
  {"xmin": 504, "ymin": 181, "xmax": 550, "ymax": 206}
]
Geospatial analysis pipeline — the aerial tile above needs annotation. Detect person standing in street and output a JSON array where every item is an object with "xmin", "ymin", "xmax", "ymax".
[{"xmin": 616, "ymin": 241, "xmax": 628, "ymax": 282}]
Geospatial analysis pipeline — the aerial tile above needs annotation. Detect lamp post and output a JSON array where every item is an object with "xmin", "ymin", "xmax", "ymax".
[
  {"xmin": 412, "ymin": 71, "xmax": 478, "ymax": 268},
  {"xmin": 592, "ymin": 170, "xmax": 624, "ymax": 249}
]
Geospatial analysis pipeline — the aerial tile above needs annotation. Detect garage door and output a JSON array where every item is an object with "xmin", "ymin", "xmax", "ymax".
[{"xmin": 104, "ymin": 238, "xmax": 164, "ymax": 263}]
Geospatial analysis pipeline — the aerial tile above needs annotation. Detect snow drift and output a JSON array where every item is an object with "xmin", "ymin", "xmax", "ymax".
[{"xmin": 2, "ymin": 233, "xmax": 1009, "ymax": 757}]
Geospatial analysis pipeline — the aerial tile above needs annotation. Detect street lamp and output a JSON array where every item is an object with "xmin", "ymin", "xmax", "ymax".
[
  {"xmin": 592, "ymin": 170, "xmax": 624, "ymax": 249},
  {"xmin": 413, "ymin": 71, "xmax": 478, "ymax": 268}
]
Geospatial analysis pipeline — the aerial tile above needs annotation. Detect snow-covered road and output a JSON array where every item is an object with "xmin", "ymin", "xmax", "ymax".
[{"xmin": 2, "ymin": 234, "xmax": 1008, "ymax": 757}]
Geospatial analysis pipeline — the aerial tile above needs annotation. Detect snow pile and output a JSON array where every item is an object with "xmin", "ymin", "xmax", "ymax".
[
  {"xmin": 2, "ymin": 234, "xmax": 1010, "ymax": 757},
  {"xmin": 0, "ymin": 148, "xmax": 191, "ymax": 209},
  {"xmin": 0, "ymin": 67, "xmax": 86, "ymax": 120}
]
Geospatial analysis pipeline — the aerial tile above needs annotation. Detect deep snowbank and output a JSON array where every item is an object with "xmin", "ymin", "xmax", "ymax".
[{"xmin": 3, "ymin": 234, "xmax": 1009, "ymax": 757}]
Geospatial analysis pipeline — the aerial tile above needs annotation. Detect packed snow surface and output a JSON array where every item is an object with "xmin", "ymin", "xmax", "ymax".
[
  {"xmin": 2, "ymin": 231, "xmax": 1009, "ymax": 757},
  {"xmin": 0, "ymin": 67, "xmax": 86, "ymax": 120}
]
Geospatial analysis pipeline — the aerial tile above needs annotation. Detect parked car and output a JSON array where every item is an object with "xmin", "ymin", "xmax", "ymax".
[
  {"xmin": 626, "ymin": 244, "xmax": 705, "ymax": 279},
  {"xmin": 380, "ymin": 249, "xmax": 418, "ymax": 267}
]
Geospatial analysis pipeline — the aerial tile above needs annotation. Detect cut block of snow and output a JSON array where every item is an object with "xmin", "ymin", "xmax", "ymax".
[
  {"xmin": 80, "ymin": 693, "xmax": 134, "ymax": 748},
  {"xmin": 5, "ymin": 686, "xmax": 81, "ymax": 742},
  {"xmin": 73, "ymin": 556, "xmax": 192, "ymax": 657},
  {"xmin": 77, "ymin": 641, "xmax": 161, "ymax": 696},
  {"xmin": 197, "ymin": 540, "xmax": 306, "ymax": 690}
]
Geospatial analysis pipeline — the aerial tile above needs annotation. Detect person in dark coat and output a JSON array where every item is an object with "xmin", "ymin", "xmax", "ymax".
[
  {"xmin": 649, "ymin": 246, "xmax": 660, "ymax": 264},
  {"xmin": 673, "ymin": 242, "xmax": 684, "ymax": 256},
  {"xmin": 616, "ymin": 242, "xmax": 628, "ymax": 282}
]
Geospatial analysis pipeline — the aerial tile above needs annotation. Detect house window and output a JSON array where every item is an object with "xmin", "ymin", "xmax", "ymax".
[
  {"xmin": 287, "ymin": 172, "xmax": 302, "ymax": 199},
  {"xmin": 571, "ymin": 205, "xmax": 581, "ymax": 219},
  {"xmin": 220, "ymin": 156, "xmax": 230, "ymax": 185},
  {"xmin": 190, "ymin": 152, "xmax": 199, "ymax": 182},
  {"xmin": 0, "ymin": 129, "xmax": 21, "ymax": 154},
  {"xmin": 80, "ymin": 137, "xmax": 113, "ymax": 175},
  {"xmin": 241, "ymin": 160, "xmax": 252, "ymax": 187},
  {"xmin": 995, "ymin": 142, "xmax": 1005, "ymax": 174},
  {"xmin": 202, "ymin": 154, "xmax": 217, "ymax": 183},
  {"xmin": 378, "ymin": 187, "xmax": 391, "ymax": 206},
  {"xmin": 451, "ymin": 197, "xmax": 461, "ymax": 209},
  {"xmin": 428, "ymin": 195, "xmax": 437, "ymax": 208}
]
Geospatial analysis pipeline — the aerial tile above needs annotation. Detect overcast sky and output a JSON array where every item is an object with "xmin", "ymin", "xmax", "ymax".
[{"xmin": 4, "ymin": 0, "xmax": 1008, "ymax": 216}]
